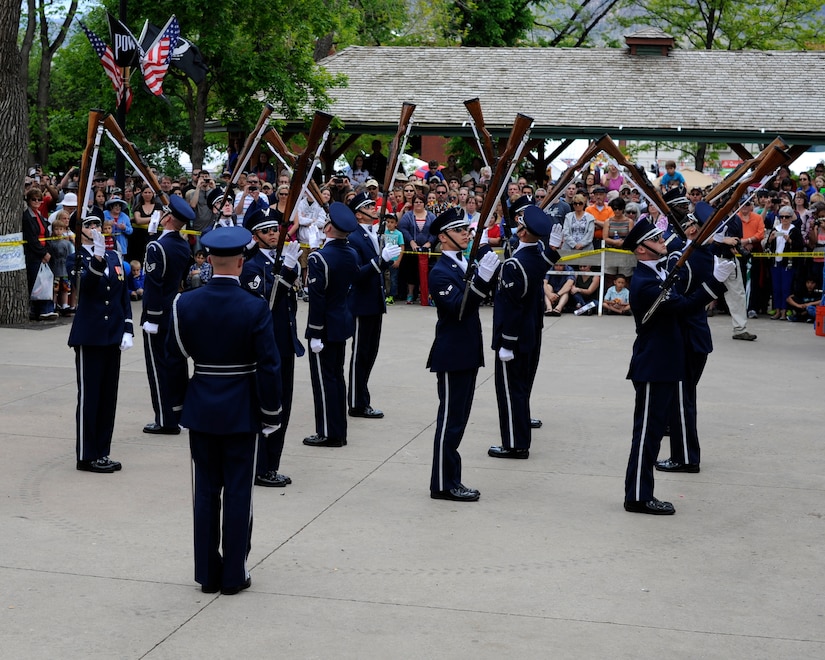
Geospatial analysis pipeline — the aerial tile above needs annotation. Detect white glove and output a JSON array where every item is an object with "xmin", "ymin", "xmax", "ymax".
[
  {"xmin": 91, "ymin": 229, "xmax": 105, "ymax": 258},
  {"xmin": 479, "ymin": 228, "xmax": 490, "ymax": 246},
  {"xmin": 282, "ymin": 241, "xmax": 301, "ymax": 269},
  {"xmin": 148, "ymin": 210, "xmax": 161, "ymax": 234},
  {"xmin": 308, "ymin": 229, "xmax": 322, "ymax": 249},
  {"xmin": 476, "ymin": 250, "xmax": 500, "ymax": 282},
  {"xmin": 310, "ymin": 338, "xmax": 324, "ymax": 353},
  {"xmin": 119, "ymin": 333, "xmax": 133, "ymax": 352},
  {"xmin": 498, "ymin": 347, "xmax": 515, "ymax": 362},
  {"xmin": 142, "ymin": 321, "xmax": 159, "ymax": 335},
  {"xmin": 262, "ymin": 424, "xmax": 281, "ymax": 437},
  {"xmin": 381, "ymin": 244, "xmax": 401, "ymax": 262},
  {"xmin": 712, "ymin": 256, "xmax": 736, "ymax": 282},
  {"xmin": 549, "ymin": 223, "xmax": 564, "ymax": 248}
]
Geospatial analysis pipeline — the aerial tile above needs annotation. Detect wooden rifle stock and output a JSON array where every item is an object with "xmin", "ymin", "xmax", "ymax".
[
  {"xmin": 642, "ymin": 139, "xmax": 790, "ymax": 324},
  {"xmin": 378, "ymin": 102, "xmax": 416, "ymax": 236},
  {"xmin": 458, "ymin": 112, "xmax": 533, "ymax": 320},
  {"xmin": 220, "ymin": 103, "xmax": 275, "ymax": 209},
  {"xmin": 75, "ymin": 110, "xmax": 106, "ymax": 293},
  {"xmin": 463, "ymin": 98, "xmax": 496, "ymax": 168},
  {"xmin": 276, "ymin": 111, "xmax": 333, "ymax": 261}
]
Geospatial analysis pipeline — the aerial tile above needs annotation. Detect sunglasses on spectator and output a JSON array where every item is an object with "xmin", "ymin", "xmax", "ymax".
[
  {"xmin": 630, "ymin": 189, "xmax": 639, "ymax": 194},
  {"xmin": 278, "ymin": 192, "xmax": 288, "ymax": 197},
  {"xmin": 626, "ymin": 210, "xmax": 638, "ymax": 215},
  {"xmin": 573, "ymin": 201, "xmax": 584, "ymax": 206},
  {"xmin": 778, "ymin": 214, "xmax": 794, "ymax": 219}
]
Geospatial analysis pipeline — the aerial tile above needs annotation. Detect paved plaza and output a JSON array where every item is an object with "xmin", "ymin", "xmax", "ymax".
[{"xmin": 1, "ymin": 300, "xmax": 823, "ymax": 659}]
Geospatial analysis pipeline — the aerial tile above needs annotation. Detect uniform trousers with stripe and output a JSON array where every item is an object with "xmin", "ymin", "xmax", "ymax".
[
  {"xmin": 625, "ymin": 381, "xmax": 678, "ymax": 503},
  {"xmin": 74, "ymin": 345, "xmax": 121, "ymax": 461},
  {"xmin": 348, "ymin": 314, "xmax": 382, "ymax": 411},
  {"xmin": 309, "ymin": 341, "xmax": 347, "ymax": 440},
  {"xmin": 667, "ymin": 351, "xmax": 707, "ymax": 466},
  {"xmin": 144, "ymin": 330, "xmax": 183, "ymax": 428},
  {"xmin": 190, "ymin": 430, "xmax": 257, "ymax": 591},
  {"xmin": 430, "ymin": 369, "xmax": 477, "ymax": 493},
  {"xmin": 494, "ymin": 345, "xmax": 541, "ymax": 450},
  {"xmin": 257, "ymin": 349, "xmax": 294, "ymax": 475}
]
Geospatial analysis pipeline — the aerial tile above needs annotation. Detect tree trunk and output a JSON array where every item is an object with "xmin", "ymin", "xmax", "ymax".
[
  {"xmin": 1, "ymin": 0, "xmax": 31, "ymax": 324},
  {"xmin": 189, "ymin": 80, "xmax": 210, "ymax": 170},
  {"xmin": 695, "ymin": 143, "xmax": 707, "ymax": 172}
]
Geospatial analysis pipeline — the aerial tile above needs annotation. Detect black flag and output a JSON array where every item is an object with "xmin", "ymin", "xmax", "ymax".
[{"xmin": 107, "ymin": 12, "xmax": 141, "ymax": 68}]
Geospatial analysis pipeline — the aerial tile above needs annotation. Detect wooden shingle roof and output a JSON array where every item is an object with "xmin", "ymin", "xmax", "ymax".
[{"xmin": 285, "ymin": 46, "xmax": 825, "ymax": 144}]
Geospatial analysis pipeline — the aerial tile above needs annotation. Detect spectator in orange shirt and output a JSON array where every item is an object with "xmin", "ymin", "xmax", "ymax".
[{"xmin": 586, "ymin": 186, "xmax": 614, "ymax": 248}]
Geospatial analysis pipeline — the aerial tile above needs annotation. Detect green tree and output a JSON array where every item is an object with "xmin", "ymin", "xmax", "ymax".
[
  {"xmin": 625, "ymin": 0, "xmax": 825, "ymax": 50},
  {"xmin": 445, "ymin": 0, "xmax": 535, "ymax": 46}
]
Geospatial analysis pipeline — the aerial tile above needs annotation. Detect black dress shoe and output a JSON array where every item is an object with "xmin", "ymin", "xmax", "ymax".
[
  {"xmin": 255, "ymin": 471, "xmax": 292, "ymax": 487},
  {"xmin": 143, "ymin": 422, "xmax": 181, "ymax": 435},
  {"xmin": 624, "ymin": 498, "xmax": 675, "ymax": 515},
  {"xmin": 76, "ymin": 457, "xmax": 121, "ymax": 473},
  {"xmin": 348, "ymin": 406, "xmax": 384, "ymax": 419},
  {"xmin": 303, "ymin": 434, "xmax": 346, "ymax": 447},
  {"xmin": 530, "ymin": 418, "xmax": 543, "ymax": 429},
  {"xmin": 201, "ymin": 584, "xmax": 220, "ymax": 594},
  {"xmin": 430, "ymin": 486, "xmax": 480, "ymax": 502},
  {"xmin": 655, "ymin": 458, "xmax": 700, "ymax": 473},
  {"xmin": 220, "ymin": 577, "xmax": 251, "ymax": 595},
  {"xmin": 487, "ymin": 446, "xmax": 530, "ymax": 459}
]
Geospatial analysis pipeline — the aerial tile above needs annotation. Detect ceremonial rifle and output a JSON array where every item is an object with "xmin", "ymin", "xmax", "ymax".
[
  {"xmin": 102, "ymin": 114, "xmax": 168, "ymax": 206},
  {"xmin": 378, "ymin": 102, "xmax": 416, "ymax": 236},
  {"xmin": 458, "ymin": 112, "xmax": 534, "ymax": 321},
  {"xmin": 261, "ymin": 127, "xmax": 327, "ymax": 210},
  {"xmin": 641, "ymin": 138, "xmax": 791, "ymax": 324},
  {"xmin": 219, "ymin": 103, "xmax": 275, "ymax": 209},
  {"xmin": 275, "ymin": 111, "xmax": 333, "ymax": 263},
  {"xmin": 463, "ymin": 98, "xmax": 496, "ymax": 169},
  {"xmin": 74, "ymin": 110, "xmax": 106, "ymax": 293}
]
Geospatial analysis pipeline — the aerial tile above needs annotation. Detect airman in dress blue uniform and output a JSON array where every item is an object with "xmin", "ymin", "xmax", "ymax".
[
  {"xmin": 166, "ymin": 226, "xmax": 283, "ymax": 595},
  {"xmin": 657, "ymin": 201, "xmax": 716, "ymax": 474},
  {"xmin": 345, "ymin": 192, "xmax": 402, "ymax": 419},
  {"xmin": 141, "ymin": 195, "xmax": 195, "ymax": 435},
  {"xmin": 427, "ymin": 207, "xmax": 501, "ymax": 502},
  {"xmin": 241, "ymin": 208, "xmax": 305, "ymax": 487},
  {"xmin": 621, "ymin": 218, "xmax": 732, "ymax": 515},
  {"xmin": 303, "ymin": 202, "xmax": 360, "ymax": 448},
  {"xmin": 488, "ymin": 205, "xmax": 558, "ymax": 460},
  {"xmin": 68, "ymin": 216, "xmax": 134, "ymax": 473}
]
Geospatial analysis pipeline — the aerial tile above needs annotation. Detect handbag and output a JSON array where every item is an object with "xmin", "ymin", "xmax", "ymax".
[{"xmin": 31, "ymin": 262, "xmax": 54, "ymax": 301}]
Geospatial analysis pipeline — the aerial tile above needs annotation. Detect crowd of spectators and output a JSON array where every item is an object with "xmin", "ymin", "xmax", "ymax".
[{"xmin": 19, "ymin": 152, "xmax": 825, "ymax": 324}]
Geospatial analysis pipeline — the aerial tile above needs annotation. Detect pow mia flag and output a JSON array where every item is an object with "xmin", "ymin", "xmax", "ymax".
[{"xmin": 107, "ymin": 12, "xmax": 141, "ymax": 68}]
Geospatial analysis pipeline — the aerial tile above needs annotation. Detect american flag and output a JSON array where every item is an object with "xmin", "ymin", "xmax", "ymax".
[
  {"xmin": 79, "ymin": 22, "xmax": 131, "ymax": 110},
  {"xmin": 141, "ymin": 16, "xmax": 180, "ymax": 97}
]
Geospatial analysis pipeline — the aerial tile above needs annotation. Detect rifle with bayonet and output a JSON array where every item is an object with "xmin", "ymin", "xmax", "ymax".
[
  {"xmin": 463, "ymin": 98, "xmax": 496, "ymax": 169},
  {"xmin": 275, "ymin": 111, "xmax": 333, "ymax": 263},
  {"xmin": 102, "ymin": 114, "xmax": 168, "ymax": 206},
  {"xmin": 220, "ymin": 103, "xmax": 275, "ymax": 209},
  {"xmin": 74, "ymin": 110, "xmax": 106, "ymax": 293},
  {"xmin": 378, "ymin": 102, "xmax": 416, "ymax": 236},
  {"xmin": 261, "ymin": 127, "xmax": 327, "ymax": 210},
  {"xmin": 458, "ymin": 112, "xmax": 534, "ymax": 321},
  {"xmin": 641, "ymin": 137, "xmax": 791, "ymax": 324}
]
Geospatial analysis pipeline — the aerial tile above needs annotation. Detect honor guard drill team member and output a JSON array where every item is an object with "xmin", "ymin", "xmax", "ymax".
[
  {"xmin": 141, "ymin": 195, "xmax": 195, "ymax": 435},
  {"xmin": 657, "ymin": 201, "xmax": 716, "ymax": 475},
  {"xmin": 488, "ymin": 205, "xmax": 559, "ymax": 460},
  {"xmin": 68, "ymin": 216, "xmax": 134, "ymax": 473},
  {"xmin": 166, "ymin": 226, "xmax": 283, "ymax": 595},
  {"xmin": 303, "ymin": 202, "xmax": 360, "ymax": 448},
  {"xmin": 427, "ymin": 207, "xmax": 501, "ymax": 502},
  {"xmin": 241, "ymin": 208, "xmax": 304, "ymax": 487},
  {"xmin": 621, "ymin": 218, "xmax": 734, "ymax": 515},
  {"xmin": 346, "ymin": 192, "xmax": 402, "ymax": 419}
]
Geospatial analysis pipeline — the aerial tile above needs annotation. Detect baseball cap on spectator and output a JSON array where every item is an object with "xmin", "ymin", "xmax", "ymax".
[
  {"xmin": 592, "ymin": 186, "xmax": 607, "ymax": 194},
  {"xmin": 365, "ymin": 179, "xmax": 380, "ymax": 189}
]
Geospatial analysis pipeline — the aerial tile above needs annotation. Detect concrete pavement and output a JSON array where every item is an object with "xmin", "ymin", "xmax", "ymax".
[{"xmin": 1, "ymin": 301, "xmax": 823, "ymax": 659}]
